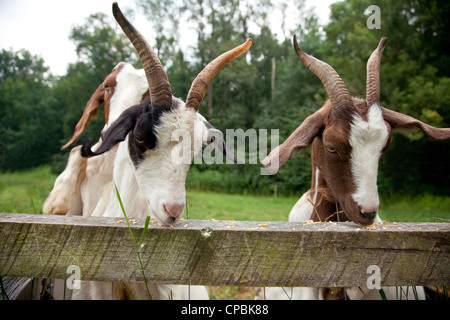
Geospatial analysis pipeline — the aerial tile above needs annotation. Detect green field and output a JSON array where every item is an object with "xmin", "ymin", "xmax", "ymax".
[
  {"xmin": 1, "ymin": 166, "xmax": 449, "ymax": 223},
  {"xmin": 0, "ymin": 166, "xmax": 57, "ymax": 214}
]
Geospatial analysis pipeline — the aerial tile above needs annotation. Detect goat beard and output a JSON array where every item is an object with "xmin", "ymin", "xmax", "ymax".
[{"xmin": 308, "ymin": 188, "xmax": 350, "ymax": 222}]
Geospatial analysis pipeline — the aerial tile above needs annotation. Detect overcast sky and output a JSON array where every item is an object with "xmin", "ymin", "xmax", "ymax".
[{"xmin": 0, "ymin": 0, "xmax": 335, "ymax": 76}]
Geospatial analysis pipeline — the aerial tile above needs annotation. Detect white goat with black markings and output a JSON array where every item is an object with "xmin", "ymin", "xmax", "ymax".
[
  {"xmin": 80, "ymin": 3, "xmax": 250, "ymax": 225},
  {"xmin": 261, "ymin": 36, "xmax": 450, "ymax": 300},
  {"xmin": 59, "ymin": 3, "xmax": 251, "ymax": 300}
]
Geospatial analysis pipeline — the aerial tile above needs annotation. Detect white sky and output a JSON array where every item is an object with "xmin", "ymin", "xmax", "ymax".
[{"xmin": 0, "ymin": 0, "xmax": 335, "ymax": 76}]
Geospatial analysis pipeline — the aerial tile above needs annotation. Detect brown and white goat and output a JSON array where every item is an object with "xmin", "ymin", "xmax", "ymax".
[
  {"xmin": 260, "ymin": 36, "xmax": 449, "ymax": 300},
  {"xmin": 263, "ymin": 35, "xmax": 450, "ymax": 227},
  {"xmin": 46, "ymin": 3, "xmax": 250, "ymax": 300}
]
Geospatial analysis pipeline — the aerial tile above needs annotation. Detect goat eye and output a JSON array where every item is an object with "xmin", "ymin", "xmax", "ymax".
[
  {"xmin": 326, "ymin": 146, "xmax": 337, "ymax": 154},
  {"xmin": 135, "ymin": 137, "xmax": 145, "ymax": 144}
]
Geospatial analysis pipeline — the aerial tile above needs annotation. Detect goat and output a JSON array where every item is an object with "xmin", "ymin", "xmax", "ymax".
[
  {"xmin": 43, "ymin": 62, "xmax": 148, "ymax": 216},
  {"xmin": 62, "ymin": 3, "xmax": 251, "ymax": 300},
  {"xmin": 261, "ymin": 36, "xmax": 449, "ymax": 300},
  {"xmin": 263, "ymin": 35, "xmax": 450, "ymax": 226},
  {"xmin": 44, "ymin": 43, "xmax": 238, "ymax": 218},
  {"xmin": 79, "ymin": 3, "xmax": 251, "ymax": 225},
  {"xmin": 43, "ymin": 62, "xmax": 210, "ymax": 300}
]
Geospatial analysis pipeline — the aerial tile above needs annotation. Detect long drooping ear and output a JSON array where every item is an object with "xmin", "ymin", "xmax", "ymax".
[
  {"xmin": 262, "ymin": 110, "xmax": 325, "ymax": 170},
  {"xmin": 382, "ymin": 107, "xmax": 450, "ymax": 140},
  {"xmin": 62, "ymin": 84, "xmax": 105, "ymax": 150},
  {"xmin": 81, "ymin": 104, "xmax": 145, "ymax": 158},
  {"xmin": 203, "ymin": 120, "xmax": 244, "ymax": 164}
]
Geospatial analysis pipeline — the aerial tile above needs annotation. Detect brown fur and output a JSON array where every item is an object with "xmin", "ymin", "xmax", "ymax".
[{"xmin": 61, "ymin": 63, "xmax": 129, "ymax": 150}]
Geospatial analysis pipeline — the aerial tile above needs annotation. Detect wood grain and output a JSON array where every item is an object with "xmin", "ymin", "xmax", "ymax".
[{"xmin": 0, "ymin": 213, "xmax": 448, "ymax": 287}]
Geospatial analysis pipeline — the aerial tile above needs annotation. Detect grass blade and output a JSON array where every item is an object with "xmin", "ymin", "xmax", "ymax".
[
  {"xmin": 114, "ymin": 183, "xmax": 152, "ymax": 300},
  {"xmin": 378, "ymin": 288, "xmax": 387, "ymax": 300},
  {"xmin": 281, "ymin": 287, "xmax": 293, "ymax": 300},
  {"xmin": 412, "ymin": 286, "xmax": 418, "ymax": 300},
  {"xmin": 140, "ymin": 216, "xmax": 151, "ymax": 248},
  {"xmin": 0, "ymin": 277, "xmax": 10, "ymax": 300},
  {"xmin": 30, "ymin": 198, "xmax": 38, "ymax": 214}
]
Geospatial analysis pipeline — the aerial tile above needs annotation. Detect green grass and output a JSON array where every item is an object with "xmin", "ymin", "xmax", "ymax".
[
  {"xmin": 378, "ymin": 194, "xmax": 450, "ymax": 222},
  {"xmin": 186, "ymin": 189, "xmax": 450, "ymax": 222},
  {"xmin": 1, "ymin": 166, "xmax": 449, "ymax": 223},
  {"xmin": 0, "ymin": 166, "xmax": 57, "ymax": 214},
  {"xmin": 186, "ymin": 189, "xmax": 297, "ymax": 221}
]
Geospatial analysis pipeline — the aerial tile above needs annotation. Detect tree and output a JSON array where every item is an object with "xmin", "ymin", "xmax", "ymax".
[
  {"xmin": 0, "ymin": 49, "xmax": 63, "ymax": 170},
  {"xmin": 135, "ymin": 0, "xmax": 183, "ymax": 62},
  {"xmin": 70, "ymin": 12, "xmax": 139, "ymax": 72}
]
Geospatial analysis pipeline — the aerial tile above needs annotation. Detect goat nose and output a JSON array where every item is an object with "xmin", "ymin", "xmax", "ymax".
[
  {"xmin": 164, "ymin": 202, "xmax": 185, "ymax": 219},
  {"xmin": 359, "ymin": 206, "xmax": 378, "ymax": 220}
]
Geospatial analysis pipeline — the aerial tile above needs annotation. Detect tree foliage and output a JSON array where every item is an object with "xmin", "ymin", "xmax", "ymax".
[
  {"xmin": 0, "ymin": 49, "xmax": 63, "ymax": 170},
  {"xmin": 1, "ymin": 0, "xmax": 449, "ymax": 196}
]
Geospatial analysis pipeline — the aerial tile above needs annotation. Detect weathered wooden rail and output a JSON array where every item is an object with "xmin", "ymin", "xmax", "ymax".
[{"xmin": 0, "ymin": 212, "xmax": 449, "ymax": 288}]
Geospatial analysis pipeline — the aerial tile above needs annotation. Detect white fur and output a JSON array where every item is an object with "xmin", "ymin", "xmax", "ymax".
[
  {"xmin": 71, "ymin": 281, "xmax": 209, "ymax": 300},
  {"xmin": 44, "ymin": 64, "xmax": 210, "ymax": 300},
  {"xmin": 312, "ymin": 166, "xmax": 320, "ymax": 204},
  {"xmin": 257, "ymin": 287, "xmax": 319, "ymax": 300},
  {"xmin": 349, "ymin": 104, "xmax": 389, "ymax": 213},
  {"xmin": 107, "ymin": 63, "xmax": 148, "ymax": 127},
  {"xmin": 288, "ymin": 192, "xmax": 314, "ymax": 222},
  {"xmin": 43, "ymin": 146, "xmax": 85, "ymax": 215},
  {"xmin": 43, "ymin": 63, "xmax": 146, "ymax": 217},
  {"xmin": 288, "ymin": 167, "xmax": 320, "ymax": 222},
  {"xmin": 121, "ymin": 104, "xmax": 206, "ymax": 223}
]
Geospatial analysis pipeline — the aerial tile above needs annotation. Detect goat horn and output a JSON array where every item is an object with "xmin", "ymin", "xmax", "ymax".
[
  {"xmin": 366, "ymin": 37, "xmax": 387, "ymax": 108},
  {"xmin": 186, "ymin": 39, "xmax": 252, "ymax": 111},
  {"xmin": 293, "ymin": 35, "xmax": 352, "ymax": 110},
  {"xmin": 112, "ymin": 2, "xmax": 172, "ymax": 108}
]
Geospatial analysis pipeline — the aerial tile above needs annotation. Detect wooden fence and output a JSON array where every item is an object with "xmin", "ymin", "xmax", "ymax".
[{"xmin": 1, "ymin": 212, "xmax": 449, "ymax": 293}]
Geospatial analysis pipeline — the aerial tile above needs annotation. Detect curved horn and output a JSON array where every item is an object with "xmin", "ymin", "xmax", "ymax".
[
  {"xmin": 293, "ymin": 35, "xmax": 352, "ymax": 110},
  {"xmin": 112, "ymin": 2, "xmax": 172, "ymax": 108},
  {"xmin": 186, "ymin": 39, "xmax": 252, "ymax": 111},
  {"xmin": 366, "ymin": 37, "xmax": 387, "ymax": 107}
]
